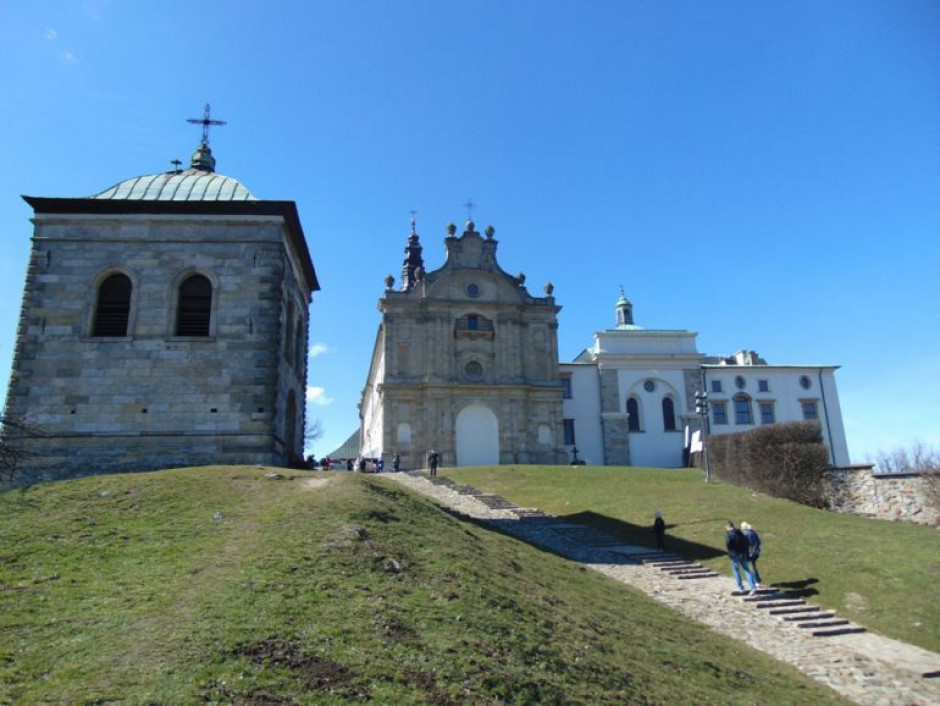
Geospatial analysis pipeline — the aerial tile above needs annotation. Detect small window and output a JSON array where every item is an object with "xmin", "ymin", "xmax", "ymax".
[
  {"xmin": 662, "ymin": 397, "xmax": 677, "ymax": 431},
  {"xmin": 800, "ymin": 375, "xmax": 812, "ymax": 390},
  {"xmin": 758, "ymin": 379, "xmax": 769, "ymax": 392},
  {"xmin": 176, "ymin": 274, "xmax": 212, "ymax": 336},
  {"xmin": 563, "ymin": 419, "xmax": 576, "ymax": 445},
  {"xmin": 92, "ymin": 273, "xmax": 132, "ymax": 337},
  {"xmin": 759, "ymin": 401, "xmax": 775, "ymax": 425},
  {"xmin": 465, "ymin": 360, "xmax": 484, "ymax": 380},
  {"xmin": 643, "ymin": 379, "xmax": 656, "ymax": 392},
  {"xmin": 710, "ymin": 379, "xmax": 722, "ymax": 393},
  {"xmin": 467, "ymin": 314, "xmax": 479, "ymax": 330},
  {"xmin": 733, "ymin": 394, "xmax": 753, "ymax": 425},
  {"xmin": 735, "ymin": 375, "xmax": 746, "ymax": 390},
  {"xmin": 801, "ymin": 400, "xmax": 818, "ymax": 420},
  {"xmin": 627, "ymin": 397, "xmax": 641, "ymax": 432},
  {"xmin": 712, "ymin": 402, "xmax": 728, "ymax": 425},
  {"xmin": 561, "ymin": 376, "xmax": 572, "ymax": 399}
]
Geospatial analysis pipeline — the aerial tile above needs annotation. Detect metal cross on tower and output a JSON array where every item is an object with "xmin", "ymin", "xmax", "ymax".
[
  {"xmin": 187, "ymin": 103, "xmax": 226, "ymax": 145},
  {"xmin": 464, "ymin": 199, "xmax": 477, "ymax": 221}
]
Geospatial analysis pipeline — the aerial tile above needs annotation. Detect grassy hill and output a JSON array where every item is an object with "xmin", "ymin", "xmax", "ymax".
[
  {"xmin": 446, "ymin": 465, "xmax": 940, "ymax": 654},
  {"xmin": 0, "ymin": 466, "xmax": 851, "ymax": 705}
]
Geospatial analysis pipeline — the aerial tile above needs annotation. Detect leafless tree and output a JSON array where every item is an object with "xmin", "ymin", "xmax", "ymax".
[
  {"xmin": 304, "ymin": 417, "xmax": 324, "ymax": 453},
  {"xmin": 0, "ymin": 413, "xmax": 44, "ymax": 483},
  {"xmin": 873, "ymin": 441, "xmax": 940, "ymax": 514}
]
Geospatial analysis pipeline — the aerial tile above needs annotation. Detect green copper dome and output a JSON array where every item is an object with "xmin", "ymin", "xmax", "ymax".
[{"xmin": 91, "ymin": 143, "xmax": 256, "ymax": 202}]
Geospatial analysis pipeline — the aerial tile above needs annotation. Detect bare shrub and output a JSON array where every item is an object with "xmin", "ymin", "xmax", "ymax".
[
  {"xmin": 0, "ymin": 413, "xmax": 44, "ymax": 483},
  {"xmin": 708, "ymin": 421, "xmax": 830, "ymax": 507}
]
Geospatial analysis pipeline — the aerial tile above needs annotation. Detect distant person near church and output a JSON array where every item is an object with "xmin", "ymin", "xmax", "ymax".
[
  {"xmin": 652, "ymin": 510, "xmax": 666, "ymax": 551},
  {"xmin": 393, "ymin": 452, "xmax": 401, "ymax": 473},
  {"xmin": 740, "ymin": 521, "xmax": 762, "ymax": 587},
  {"xmin": 428, "ymin": 450, "xmax": 439, "ymax": 477},
  {"xmin": 725, "ymin": 521, "xmax": 757, "ymax": 595}
]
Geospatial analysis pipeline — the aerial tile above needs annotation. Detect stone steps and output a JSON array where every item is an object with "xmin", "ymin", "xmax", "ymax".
[{"xmin": 422, "ymin": 476, "xmax": 870, "ymax": 640}]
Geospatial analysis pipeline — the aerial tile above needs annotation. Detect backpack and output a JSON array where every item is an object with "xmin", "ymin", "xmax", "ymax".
[
  {"xmin": 744, "ymin": 530, "xmax": 761, "ymax": 559},
  {"xmin": 729, "ymin": 529, "xmax": 749, "ymax": 556}
]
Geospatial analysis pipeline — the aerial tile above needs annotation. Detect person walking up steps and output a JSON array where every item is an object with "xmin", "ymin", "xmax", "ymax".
[
  {"xmin": 740, "ymin": 521, "xmax": 762, "ymax": 587},
  {"xmin": 725, "ymin": 521, "xmax": 757, "ymax": 595},
  {"xmin": 652, "ymin": 510, "xmax": 666, "ymax": 551}
]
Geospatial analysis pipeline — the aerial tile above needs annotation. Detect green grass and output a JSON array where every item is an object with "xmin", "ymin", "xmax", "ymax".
[
  {"xmin": 445, "ymin": 464, "xmax": 940, "ymax": 653},
  {"xmin": 0, "ymin": 466, "xmax": 849, "ymax": 705}
]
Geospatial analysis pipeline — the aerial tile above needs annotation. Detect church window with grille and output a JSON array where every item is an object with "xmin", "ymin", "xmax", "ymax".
[
  {"xmin": 712, "ymin": 401, "xmax": 728, "ymax": 425},
  {"xmin": 176, "ymin": 274, "xmax": 212, "ymax": 336},
  {"xmin": 801, "ymin": 400, "xmax": 819, "ymax": 420},
  {"xmin": 563, "ymin": 419, "xmax": 576, "ymax": 445},
  {"xmin": 733, "ymin": 394, "xmax": 753, "ymax": 425},
  {"xmin": 92, "ymin": 273, "xmax": 132, "ymax": 337}
]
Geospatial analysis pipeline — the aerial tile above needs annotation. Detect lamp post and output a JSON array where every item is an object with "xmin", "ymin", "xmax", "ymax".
[{"xmin": 695, "ymin": 391, "xmax": 711, "ymax": 483}]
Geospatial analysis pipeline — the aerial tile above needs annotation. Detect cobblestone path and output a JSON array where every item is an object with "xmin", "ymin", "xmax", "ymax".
[{"xmin": 385, "ymin": 471, "xmax": 940, "ymax": 706}]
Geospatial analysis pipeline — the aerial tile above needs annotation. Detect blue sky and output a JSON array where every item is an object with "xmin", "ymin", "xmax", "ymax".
[{"xmin": 1, "ymin": 1, "xmax": 938, "ymax": 463}]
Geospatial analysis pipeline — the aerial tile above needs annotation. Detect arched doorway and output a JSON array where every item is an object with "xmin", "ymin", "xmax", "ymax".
[{"xmin": 455, "ymin": 404, "xmax": 499, "ymax": 466}]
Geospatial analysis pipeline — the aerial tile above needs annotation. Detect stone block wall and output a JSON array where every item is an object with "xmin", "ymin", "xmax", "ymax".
[{"xmin": 826, "ymin": 465, "xmax": 939, "ymax": 526}]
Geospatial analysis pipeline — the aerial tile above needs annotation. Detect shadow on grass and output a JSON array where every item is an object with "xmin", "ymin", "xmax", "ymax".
[
  {"xmin": 436, "ymin": 505, "xmax": 726, "ymax": 566},
  {"xmin": 559, "ymin": 511, "xmax": 727, "ymax": 562},
  {"xmin": 770, "ymin": 577, "xmax": 820, "ymax": 598}
]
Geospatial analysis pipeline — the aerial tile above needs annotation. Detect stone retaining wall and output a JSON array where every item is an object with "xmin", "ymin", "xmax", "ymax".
[{"xmin": 826, "ymin": 465, "xmax": 939, "ymax": 526}]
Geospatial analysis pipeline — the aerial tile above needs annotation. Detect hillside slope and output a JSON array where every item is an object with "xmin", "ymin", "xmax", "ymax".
[{"xmin": 0, "ymin": 467, "xmax": 848, "ymax": 704}]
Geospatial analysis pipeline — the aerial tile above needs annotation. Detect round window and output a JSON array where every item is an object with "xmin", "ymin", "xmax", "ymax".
[
  {"xmin": 735, "ymin": 376, "xmax": 746, "ymax": 390},
  {"xmin": 465, "ymin": 361, "xmax": 484, "ymax": 380},
  {"xmin": 800, "ymin": 375, "xmax": 812, "ymax": 390},
  {"xmin": 466, "ymin": 283, "xmax": 480, "ymax": 298},
  {"xmin": 643, "ymin": 380, "xmax": 655, "ymax": 393}
]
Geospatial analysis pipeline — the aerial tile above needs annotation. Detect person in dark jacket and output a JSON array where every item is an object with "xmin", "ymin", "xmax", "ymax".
[
  {"xmin": 428, "ymin": 450, "xmax": 439, "ymax": 477},
  {"xmin": 652, "ymin": 510, "xmax": 666, "ymax": 551},
  {"xmin": 725, "ymin": 521, "xmax": 757, "ymax": 595},
  {"xmin": 740, "ymin": 521, "xmax": 762, "ymax": 587}
]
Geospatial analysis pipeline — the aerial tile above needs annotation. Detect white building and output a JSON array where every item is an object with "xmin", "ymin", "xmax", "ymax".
[{"xmin": 561, "ymin": 291, "xmax": 850, "ymax": 468}]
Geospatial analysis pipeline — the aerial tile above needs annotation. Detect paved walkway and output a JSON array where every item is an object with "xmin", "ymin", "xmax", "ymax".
[{"xmin": 385, "ymin": 471, "xmax": 940, "ymax": 706}]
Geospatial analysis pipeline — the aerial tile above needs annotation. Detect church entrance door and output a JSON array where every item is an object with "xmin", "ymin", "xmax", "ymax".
[{"xmin": 455, "ymin": 404, "xmax": 499, "ymax": 466}]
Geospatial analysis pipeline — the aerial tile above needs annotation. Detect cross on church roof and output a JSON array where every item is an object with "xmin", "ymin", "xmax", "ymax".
[
  {"xmin": 464, "ymin": 199, "xmax": 477, "ymax": 221},
  {"xmin": 187, "ymin": 103, "xmax": 226, "ymax": 145}
]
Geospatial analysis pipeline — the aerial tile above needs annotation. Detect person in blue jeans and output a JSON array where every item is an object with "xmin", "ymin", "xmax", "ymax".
[
  {"xmin": 725, "ymin": 521, "xmax": 757, "ymax": 595},
  {"xmin": 740, "ymin": 521, "xmax": 762, "ymax": 587}
]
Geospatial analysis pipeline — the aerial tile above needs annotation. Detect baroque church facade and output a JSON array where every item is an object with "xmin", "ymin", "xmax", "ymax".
[
  {"xmin": 2, "ymin": 117, "xmax": 318, "ymax": 481},
  {"xmin": 360, "ymin": 227, "xmax": 850, "ymax": 470},
  {"xmin": 359, "ymin": 219, "xmax": 570, "ymax": 469}
]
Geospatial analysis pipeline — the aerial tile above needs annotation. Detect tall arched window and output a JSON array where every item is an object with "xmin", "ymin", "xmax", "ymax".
[
  {"xmin": 662, "ymin": 397, "xmax": 677, "ymax": 431},
  {"xmin": 627, "ymin": 397, "xmax": 641, "ymax": 432},
  {"xmin": 733, "ymin": 394, "xmax": 753, "ymax": 425},
  {"xmin": 176, "ymin": 274, "xmax": 212, "ymax": 336},
  {"xmin": 92, "ymin": 273, "xmax": 132, "ymax": 337}
]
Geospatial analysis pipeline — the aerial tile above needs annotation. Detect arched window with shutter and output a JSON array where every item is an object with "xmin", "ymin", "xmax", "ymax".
[
  {"xmin": 92, "ymin": 273, "xmax": 132, "ymax": 337},
  {"xmin": 176, "ymin": 274, "xmax": 212, "ymax": 336}
]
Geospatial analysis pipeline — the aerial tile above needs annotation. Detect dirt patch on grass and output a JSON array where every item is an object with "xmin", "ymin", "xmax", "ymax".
[
  {"xmin": 299, "ymin": 478, "xmax": 331, "ymax": 491},
  {"xmin": 229, "ymin": 638, "xmax": 370, "ymax": 700}
]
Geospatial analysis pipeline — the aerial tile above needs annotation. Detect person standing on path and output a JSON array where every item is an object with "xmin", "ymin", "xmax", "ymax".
[
  {"xmin": 428, "ymin": 449, "xmax": 439, "ymax": 476},
  {"xmin": 652, "ymin": 510, "xmax": 666, "ymax": 551},
  {"xmin": 725, "ymin": 521, "xmax": 757, "ymax": 595},
  {"xmin": 740, "ymin": 521, "xmax": 762, "ymax": 587},
  {"xmin": 392, "ymin": 452, "xmax": 400, "ymax": 473}
]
